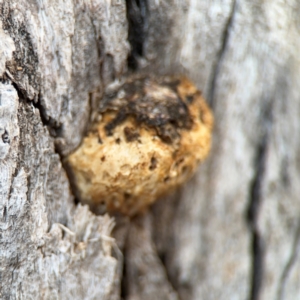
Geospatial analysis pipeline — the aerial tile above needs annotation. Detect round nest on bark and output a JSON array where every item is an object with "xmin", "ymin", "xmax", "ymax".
[{"xmin": 67, "ymin": 74, "xmax": 213, "ymax": 216}]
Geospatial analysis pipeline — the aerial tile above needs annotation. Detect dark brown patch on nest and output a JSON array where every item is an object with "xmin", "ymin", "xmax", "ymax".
[
  {"xmin": 100, "ymin": 75, "xmax": 194, "ymax": 143},
  {"xmin": 124, "ymin": 126, "xmax": 140, "ymax": 142}
]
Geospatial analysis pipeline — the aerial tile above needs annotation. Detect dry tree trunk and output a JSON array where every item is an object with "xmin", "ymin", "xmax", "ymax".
[{"xmin": 1, "ymin": 1, "xmax": 300, "ymax": 300}]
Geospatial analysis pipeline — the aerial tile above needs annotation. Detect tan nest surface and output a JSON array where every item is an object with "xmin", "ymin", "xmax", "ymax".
[{"xmin": 67, "ymin": 74, "xmax": 213, "ymax": 216}]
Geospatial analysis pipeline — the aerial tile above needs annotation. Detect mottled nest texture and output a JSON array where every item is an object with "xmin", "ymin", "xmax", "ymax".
[{"xmin": 67, "ymin": 74, "xmax": 213, "ymax": 216}]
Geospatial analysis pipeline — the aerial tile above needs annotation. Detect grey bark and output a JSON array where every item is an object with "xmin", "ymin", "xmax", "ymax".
[{"xmin": 1, "ymin": 1, "xmax": 300, "ymax": 300}]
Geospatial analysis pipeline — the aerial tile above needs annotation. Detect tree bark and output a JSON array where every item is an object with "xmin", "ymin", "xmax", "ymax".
[{"xmin": 1, "ymin": 1, "xmax": 300, "ymax": 300}]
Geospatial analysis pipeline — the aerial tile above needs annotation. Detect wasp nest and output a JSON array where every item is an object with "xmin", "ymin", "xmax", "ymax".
[{"xmin": 67, "ymin": 74, "xmax": 213, "ymax": 216}]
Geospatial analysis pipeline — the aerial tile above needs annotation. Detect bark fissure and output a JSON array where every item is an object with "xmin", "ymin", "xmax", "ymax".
[
  {"xmin": 10, "ymin": 70, "xmax": 62, "ymax": 144},
  {"xmin": 247, "ymin": 103, "xmax": 272, "ymax": 300},
  {"xmin": 158, "ymin": 252, "xmax": 181, "ymax": 299},
  {"xmin": 276, "ymin": 220, "xmax": 300, "ymax": 300},
  {"xmin": 126, "ymin": 0, "xmax": 148, "ymax": 70},
  {"xmin": 120, "ymin": 255, "xmax": 128, "ymax": 299},
  {"xmin": 207, "ymin": 0, "xmax": 237, "ymax": 107}
]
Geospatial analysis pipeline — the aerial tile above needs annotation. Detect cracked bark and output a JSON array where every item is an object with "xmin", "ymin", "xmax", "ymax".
[
  {"xmin": 1, "ymin": 1, "xmax": 300, "ymax": 300},
  {"xmin": 247, "ymin": 131, "xmax": 268, "ymax": 300},
  {"xmin": 207, "ymin": 0, "xmax": 237, "ymax": 107}
]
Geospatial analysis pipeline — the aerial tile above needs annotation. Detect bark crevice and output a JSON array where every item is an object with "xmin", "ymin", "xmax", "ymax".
[
  {"xmin": 207, "ymin": 0, "xmax": 237, "ymax": 107},
  {"xmin": 126, "ymin": 0, "xmax": 148, "ymax": 70},
  {"xmin": 246, "ymin": 104, "xmax": 273, "ymax": 300},
  {"xmin": 276, "ymin": 221, "xmax": 300, "ymax": 300}
]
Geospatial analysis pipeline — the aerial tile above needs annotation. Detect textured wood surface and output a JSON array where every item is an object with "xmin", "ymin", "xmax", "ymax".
[
  {"xmin": 143, "ymin": 1, "xmax": 300, "ymax": 300},
  {"xmin": 0, "ymin": 0, "xmax": 128, "ymax": 299},
  {"xmin": 1, "ymin": 0, "xmax": 300, "ymax": 299}
]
